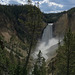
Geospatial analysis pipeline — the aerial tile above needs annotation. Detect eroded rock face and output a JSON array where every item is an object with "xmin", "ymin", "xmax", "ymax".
[
  {"xmin": 69, "ymin": 12, "xmax": 75, "ymax": 32},
  {"xmin": 53, "ymin": 12, "xmax": 75, "ymax": 37},
  {"xmin": 53, "ymin": 13, "xmax": 68, "ymax": 37},
  {"xmin": 1, "ymin": 32, "xmax": 11, "ymax": 43}
]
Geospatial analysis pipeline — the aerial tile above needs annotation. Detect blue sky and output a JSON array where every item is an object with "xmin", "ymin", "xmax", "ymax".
[{"xmin": 0, "ymin": 0, "xmax": 75, "ymax": 13}]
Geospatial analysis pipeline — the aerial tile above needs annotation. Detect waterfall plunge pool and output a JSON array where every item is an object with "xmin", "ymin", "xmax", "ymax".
[{"xmin": 32, "ymin": 23, "xmax": 62, "ymax": 61}]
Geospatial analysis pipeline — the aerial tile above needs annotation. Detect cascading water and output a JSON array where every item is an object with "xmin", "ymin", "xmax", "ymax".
[
  {"xmin": 42, "ymin": 23, "xmax": 53, "ymax": 43},
  {"xmin": 33, "ymin": 23, "xmax": 59, "ymax": 61}
]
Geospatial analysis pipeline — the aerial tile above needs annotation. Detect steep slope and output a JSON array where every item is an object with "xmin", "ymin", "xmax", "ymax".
[
  {"xmin": 0, "ymin": 5, "xmax": 45, "ymax": 58},
  {"xmin": 53, "ymin": 13, "xmax": 68, "ymax": 37},
  {"xmin": 53, "ymin": 7, "xmax": 75, "ymax": 37}
]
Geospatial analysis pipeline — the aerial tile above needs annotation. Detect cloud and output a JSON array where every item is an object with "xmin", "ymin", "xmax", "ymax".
[
  {"xmin": 45, "ymin": 10, "xmax": 65, "ymax": 13},
  {"xmin": 39, "ymin": 0, "xmax": 63, "ymax": 8},
  {"xmin": 8, "ymin": 0, "xmax": 21, "ymax": 5},
  {"xmin": 48, "ymin": 2, "xmax": 63, "ymax": 8},
  {"xmin": 0, "ymin": 0, "xmax": 9, "ymax": 5},
  {"xmin": 0, "ymin": 0, "xmax": 27, "ymax": 5},
  {"xmin": 15, "ymin": 0, "xmax": 27, "ymax": 5}
]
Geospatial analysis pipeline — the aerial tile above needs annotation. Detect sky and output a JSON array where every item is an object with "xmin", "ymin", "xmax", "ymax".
[{"xmin": 0, "ymin": 0, "xmax": 75, "ymax": 13}]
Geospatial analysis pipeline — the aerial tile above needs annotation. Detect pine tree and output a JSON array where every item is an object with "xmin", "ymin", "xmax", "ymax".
[
  {"xmin": 28, "ymin": 0, "xmax": 32, "ymax": 5},
  {"xmin": 0, "ymin": 38, "xmax": 9, "ymax": 74},
  {"xmin": 64, "ymin": 28, "xmax": 72, "ymax": 75},
  {"xmin": 14, "ymin": 59, "xmax": 21, "ymax": 75},
  {"xmin": 54, "ymin": 28, "xmax": 75, "ymax": 75},
  {"xmin": 32, "ymin": 51, "xmax": 46, "ymax": 75}
]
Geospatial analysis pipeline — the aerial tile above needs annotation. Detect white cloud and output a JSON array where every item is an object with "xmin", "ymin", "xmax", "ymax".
[
  {"xmin": 0, "ymin": 0, "xmax": 63, "ymax": 8},
  {"xmin": 39, "ymin": 0, "xmax": 63, "ymax": 8},
  {"xmin": 48, "ymin": 2, "xmax": 63, "ymax": 8},
  {"xmin": 15, "ymin": 0, "xmax": 27, "ymax": 5},
  {"xmin": 39, "ymin": 0, "xmax": 49, "ymax": 4},
  {"xmin": 0, "ymin": 0, "xmax": 9, "ymax": 5},
  {"xmin": 0, "ymin": 0, "xmax": 27, "ymax": 5},
  {"xmin": 45, "ymin": 10, "xmax": 63, "ymax": 13}
]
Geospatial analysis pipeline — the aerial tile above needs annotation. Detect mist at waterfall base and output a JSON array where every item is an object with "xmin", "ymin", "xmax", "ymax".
[{"xmin": 32, "ymin": 23, "xmax": 60, "ymax": 61}]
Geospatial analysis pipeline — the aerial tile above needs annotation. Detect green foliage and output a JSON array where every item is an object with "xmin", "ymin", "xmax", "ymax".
[
  {"xmin": 32, "ymin": 51, "xmax": 46, "ymax": 75},
  {"xmin": 0, "ymin": 5, "xmax": 45, "ymax": 75},
  {"xmin": 43, "ymin": 11, "xmax": 66, "ymax": 23},
  {"xmin": 17, "ymin": 6, "xmax": 44, "ymax": 44},
  {"xmin": 0, "ymin": 43, "xmax": 7, "ymax": 74},
  {"xmin": 54, "ymin": 28, "xmax": 75, "ymax": 75},
  {"xmin": 0, "ymin": 5, "xmax": 45, "ymax": 45},
  {"xmin": 68, "ymin": 7, "xmax": 75, "ymax": 17}
]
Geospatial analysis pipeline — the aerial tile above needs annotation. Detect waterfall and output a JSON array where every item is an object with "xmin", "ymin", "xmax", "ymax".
[
  {"xmin": 33, "ymin": 23, "xmax": 59, "ymax": 61},
  {"xmin": 42, "ymin": 23, "xmax": 53, "ymax": 43}
]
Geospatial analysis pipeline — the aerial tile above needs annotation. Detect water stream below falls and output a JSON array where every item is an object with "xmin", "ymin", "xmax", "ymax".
[{"xmin": 33, "ymin": 23, "xmax": 59, "ymax": 61}]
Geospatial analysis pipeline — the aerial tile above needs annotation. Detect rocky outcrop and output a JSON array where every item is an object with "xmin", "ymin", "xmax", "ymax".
[
  {"xmin": 53, "ymin": 8, "xmax": 75, "ymax": 37},
  {"xmin": 53, "ymin": 13, "xmax": 68, "ymax": 37}
]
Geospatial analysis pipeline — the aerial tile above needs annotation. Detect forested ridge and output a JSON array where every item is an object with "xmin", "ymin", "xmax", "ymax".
[{"xmin": 43, "ymin": 11, "xmax": 66, "ymax": 23}]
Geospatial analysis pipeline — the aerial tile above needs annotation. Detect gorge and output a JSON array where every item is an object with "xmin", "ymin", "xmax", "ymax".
[{"xmin": 0, "ymin": 5, "xmax": 75, "ymax": 75}]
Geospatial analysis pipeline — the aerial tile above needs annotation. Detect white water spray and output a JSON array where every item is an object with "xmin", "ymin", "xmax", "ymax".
[{"xmin": 33, "ymin": 23, "xmax": 59, "ymax": 60}]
